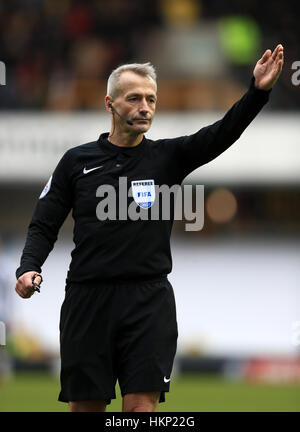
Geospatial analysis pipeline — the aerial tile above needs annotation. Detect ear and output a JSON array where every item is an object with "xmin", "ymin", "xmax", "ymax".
[{"xmin": 105, "ymin": 95, "xmax": 113, "ymax": 113}]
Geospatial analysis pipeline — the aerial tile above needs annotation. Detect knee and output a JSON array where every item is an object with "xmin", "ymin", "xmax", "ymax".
[
  {"xmin": 123, "ymin": 391, "xmax": 160, "ymax": 412},
  {"xmin": 69, "ymin": 402, "xmax": 81, "ymax": 412},
  {"xmin": 129, "ymin": 403, "xmax": 157, "ymax": 412},
  {"xmin": 69, "ymin": 400, "xmax": 106, "ymax": 412}
]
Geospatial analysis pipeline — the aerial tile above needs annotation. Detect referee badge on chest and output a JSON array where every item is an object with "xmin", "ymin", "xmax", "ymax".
[{"xmin": 131, "ymin": 179, "xmax": 155, "ymax": 209}]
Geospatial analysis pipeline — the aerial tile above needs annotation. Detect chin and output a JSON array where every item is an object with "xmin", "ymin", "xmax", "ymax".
[{"xmin": 134, "ymin": 124, "xmax": 151, "ymax": 133}]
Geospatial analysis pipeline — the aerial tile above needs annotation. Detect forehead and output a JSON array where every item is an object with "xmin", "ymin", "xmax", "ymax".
[{"xmin": 117, "ymin": 71, "xmax": 157, "ymax": 96}]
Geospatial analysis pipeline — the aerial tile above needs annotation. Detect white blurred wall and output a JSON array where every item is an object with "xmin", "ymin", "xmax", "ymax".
[{"xmin": 0, "ymin": 112, "xmax": 299, "ymax": 184}]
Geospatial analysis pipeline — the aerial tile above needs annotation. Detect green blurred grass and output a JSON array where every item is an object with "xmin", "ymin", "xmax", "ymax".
[{"xmin": 0, "ymin": 372, "xmax": 299, "ymax": 412}]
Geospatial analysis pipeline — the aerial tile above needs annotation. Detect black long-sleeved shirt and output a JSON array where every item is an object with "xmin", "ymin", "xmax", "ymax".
[{"xmin": 16, "ymin": 78, "xmax": 271, "ymax": 284}]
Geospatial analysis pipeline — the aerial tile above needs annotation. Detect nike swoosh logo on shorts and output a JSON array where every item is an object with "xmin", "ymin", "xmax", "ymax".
[
  {"xmin": 164, "ymin": 376, "xmax": 171, "ymax": 383},
  {"xmin": 83, "ymin": 165, "xmax": 103, "ymax": 174}
]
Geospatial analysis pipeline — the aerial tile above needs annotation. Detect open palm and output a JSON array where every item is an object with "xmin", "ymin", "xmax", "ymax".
[{"xmin": 253, "ymin": 44, "xmax": 284, "ymax": 90}]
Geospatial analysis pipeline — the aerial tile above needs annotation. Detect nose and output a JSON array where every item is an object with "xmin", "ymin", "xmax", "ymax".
[{"xmin": 138, "ymin": 98, "xmax": 149, "ymax": 114}]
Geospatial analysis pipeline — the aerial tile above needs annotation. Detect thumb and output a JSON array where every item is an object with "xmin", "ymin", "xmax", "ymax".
[{"xmin": 258, "ymin": 49, "xmax": 271, "ymax": 64}]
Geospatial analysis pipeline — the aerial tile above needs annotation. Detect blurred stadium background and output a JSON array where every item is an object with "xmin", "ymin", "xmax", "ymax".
[{"xmin": 0, "ymin": 0, "xmax": 299, "ymax": 412}]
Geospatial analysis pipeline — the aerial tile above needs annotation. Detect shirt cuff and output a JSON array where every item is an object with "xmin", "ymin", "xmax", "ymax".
[
  {"xmin": 16, "ymin": 266, "xmax": 41, "ymax": 280},
  {"xmin": 250, "ymin": 76, "xmax": 272, "ymax": 95}
]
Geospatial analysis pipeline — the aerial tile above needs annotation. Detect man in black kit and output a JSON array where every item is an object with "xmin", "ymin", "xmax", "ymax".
[{"xmin": 15, "ymin": 44, "xmax": 284, "ymax": 412}]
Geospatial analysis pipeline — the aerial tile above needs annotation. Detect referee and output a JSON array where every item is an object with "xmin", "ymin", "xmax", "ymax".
[{"xmin": 15, "ymin": 45, "xmax": 283, "ymax": 412}]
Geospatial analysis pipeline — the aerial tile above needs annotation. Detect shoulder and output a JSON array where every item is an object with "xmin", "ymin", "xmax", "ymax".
[
  {"xmin": 65, "ymin": 140, "xmax": 99, "ymax": 158},
  {"xmin": 144, "ymin": 135, "xmax": 186, "ymax": 154},
  {"xmin": 60, "ymin": 140, "xmax": 99, "ymax": 163},
  {"xmin": 53, "ymin": 141, "xmax": 99, "ymax": 176}
]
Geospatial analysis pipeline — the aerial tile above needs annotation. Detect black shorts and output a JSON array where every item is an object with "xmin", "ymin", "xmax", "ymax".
[{"xmin": 58, "ymin": 276, "xmax": 178, "ymax": 405}]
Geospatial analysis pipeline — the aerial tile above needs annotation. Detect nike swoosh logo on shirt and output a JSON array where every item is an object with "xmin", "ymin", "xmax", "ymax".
[
  {"xmin": 83, "ymin": 165, "xmax": 103, "ymax": 175},
  {"xmin": 164, "ymin": 376, "xmax": 171, "ymax": 383}
]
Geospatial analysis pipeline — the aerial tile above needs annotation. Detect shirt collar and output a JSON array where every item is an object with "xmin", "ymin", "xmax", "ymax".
[{"xmin": 98, "ymin": 132, "xmax": 146, "ymax": 158}]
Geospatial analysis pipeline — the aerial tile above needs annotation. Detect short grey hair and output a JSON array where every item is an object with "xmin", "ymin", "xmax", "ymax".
[{"xmin": 107, "ymin": 62, "xmax": 157, "ymax": 98}]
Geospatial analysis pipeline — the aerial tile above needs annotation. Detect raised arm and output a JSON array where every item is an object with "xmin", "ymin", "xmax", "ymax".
[{"xmin": 174, "ymin": 45, "xmax": 284, "ymax": 181}]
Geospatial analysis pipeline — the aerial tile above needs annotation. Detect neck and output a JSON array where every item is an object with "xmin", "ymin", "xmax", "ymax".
[{"xmin": 108, "ymin": 128, "xmax": 144, "ymax": 148}]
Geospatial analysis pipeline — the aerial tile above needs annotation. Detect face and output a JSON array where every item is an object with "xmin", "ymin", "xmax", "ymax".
[{"xmin": 107, "ymin": 71, "xmax": 157, "ymax": 134}]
